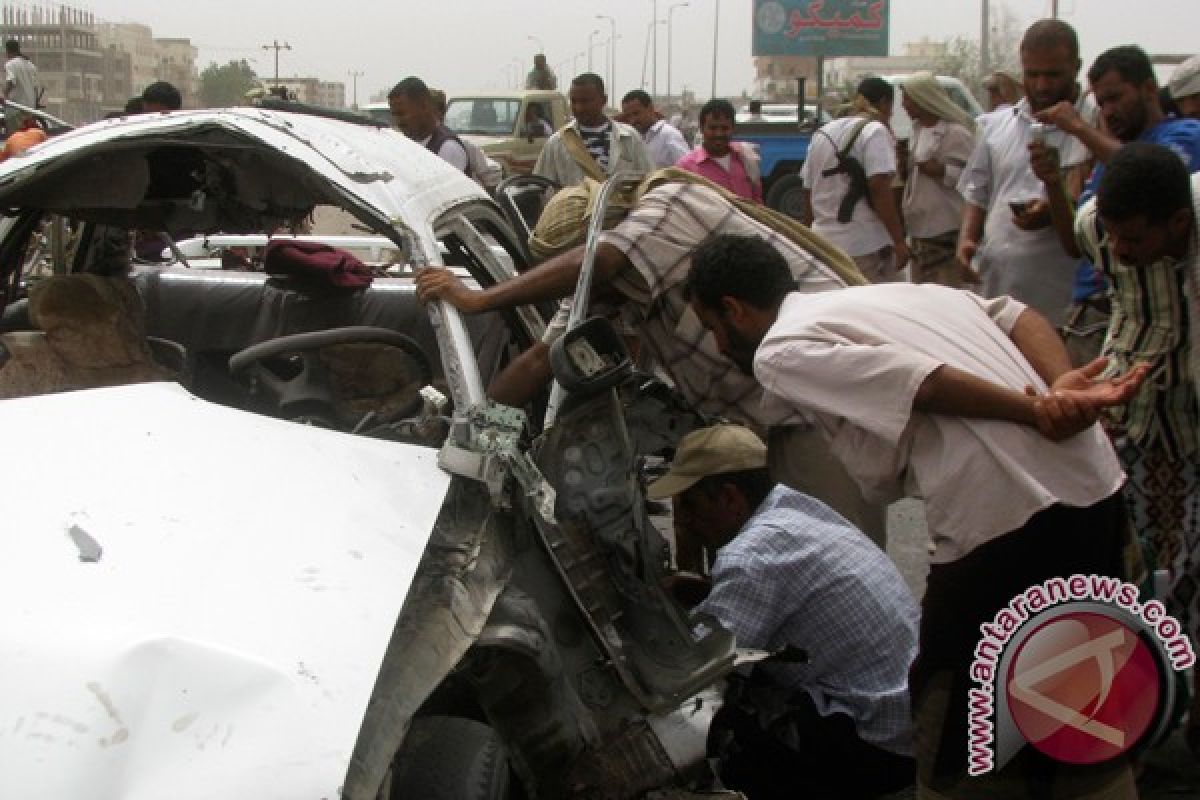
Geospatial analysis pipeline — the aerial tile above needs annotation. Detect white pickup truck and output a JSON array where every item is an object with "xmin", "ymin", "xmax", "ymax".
[{"xmin": 445, "ymin": 89, "xmax": 570, "ymax": 178}]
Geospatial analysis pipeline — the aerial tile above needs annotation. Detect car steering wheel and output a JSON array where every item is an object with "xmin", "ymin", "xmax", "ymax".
[{"xmin": 229, "ymin": 326, "xmax": 435, "ymax": 428}]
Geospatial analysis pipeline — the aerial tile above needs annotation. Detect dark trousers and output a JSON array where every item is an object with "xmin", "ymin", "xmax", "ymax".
[
  {"xmin": 709, "ymin": 674, "xmax": 914, "ymax": 799},
  {"xmin": 912, "ymin": 492, "xmax": 1129, "ymax": 791}
]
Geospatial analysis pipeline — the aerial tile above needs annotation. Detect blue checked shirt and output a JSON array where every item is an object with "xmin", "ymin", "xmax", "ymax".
[{"xmin": 697, "ymin": 485, "xmax": 919, "ymax": 756}]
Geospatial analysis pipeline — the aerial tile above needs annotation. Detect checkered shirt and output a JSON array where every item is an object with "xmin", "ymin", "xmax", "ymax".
[
  {"xmin": 599, "ymin": 182, "xmax": 847, "ymax": 432},
  {"xmin": 696, "ymin": 485, "xmax": 919, "ymax": 756}
]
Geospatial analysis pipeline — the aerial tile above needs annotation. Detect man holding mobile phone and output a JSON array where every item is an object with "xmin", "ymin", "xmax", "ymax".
[{"xmin": 956, "ymin": 19, "xmax": 1091, "ymax": 326}]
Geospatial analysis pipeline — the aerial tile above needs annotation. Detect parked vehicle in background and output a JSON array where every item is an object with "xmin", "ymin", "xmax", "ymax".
[
  {"xmin": 361, "ymin": 101, "xmax": 391, "ymax": 126},
  {"xmin": 446, "ymin": 90, "xmax": 569, "ymax": 178},
  {"xmin": 734, "ymin": 104, "xmax": 829, "ymax": 218}
]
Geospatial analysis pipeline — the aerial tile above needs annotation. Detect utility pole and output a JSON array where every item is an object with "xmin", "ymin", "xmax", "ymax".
[
  {"xmin": 980, "ymin": 0, "xmax": 989, "ymax": 82},
  {"xmin": 261, "ymin": 39, "xmax": 292, "ymax": 86},
  {"xmin": 667, "ymin": 3, "xmax": 689, "ymax": 107},
  {"xmin": 347, "ymin": 70, "xmax": 363, "ymax": 110},
  {"xmin": 596, "ymin": 14, "xmax": 616, "ymax": 94},
  {"xmin": 711, "ymin": 0, "xmax": 720, "ymax": 99},
  {"xmin": 588, "ymin": 29, "xmax": 601, "ymax": 72},
  {"xmin": 652, "ymin": 0, "xmax": 661, "ymax": 99}
]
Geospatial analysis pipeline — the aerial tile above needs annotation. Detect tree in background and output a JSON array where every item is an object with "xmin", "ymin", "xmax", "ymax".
[
  {"xmin": 934, "ymin": 2, "xmax": 1023, "ymax": 100},
  {"xmin": 199, "ymin": 60, "xmax": 259, "ymax": 108}
]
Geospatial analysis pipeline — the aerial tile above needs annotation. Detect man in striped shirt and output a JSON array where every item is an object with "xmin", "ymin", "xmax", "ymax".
[{"xmin": 533, "ymin": 73, "xmax": 653, "ymax": 187}]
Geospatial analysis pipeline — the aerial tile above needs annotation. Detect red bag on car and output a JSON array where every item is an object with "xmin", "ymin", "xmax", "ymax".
[{"xmin": 263, "ymin": 239, "xmax": 374, "ymax": 289}]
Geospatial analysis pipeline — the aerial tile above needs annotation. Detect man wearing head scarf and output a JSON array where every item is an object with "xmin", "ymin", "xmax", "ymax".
[
  {"xmin": 982, "ymin": 71, "xmax": 1022, "ymax": 112},
  {"xmin": 800, "ymin": 77, "xmax": 909, "ymax": 283},
  {"xmin": 1170, "ymin": 55, "xmax": 1200, "ymax": 122},
  {"xmin": 900, "ymin": 73, "xmax": 978, "ymax": 288}
]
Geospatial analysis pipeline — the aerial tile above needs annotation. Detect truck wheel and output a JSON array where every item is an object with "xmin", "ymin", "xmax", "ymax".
[
  {"xmin": 765, "ymin": 174, "xmax": 806, "ymax": 219},
  {"xmin": 389, "ymin": 716, "xmax": 510, "ymax": 800}
]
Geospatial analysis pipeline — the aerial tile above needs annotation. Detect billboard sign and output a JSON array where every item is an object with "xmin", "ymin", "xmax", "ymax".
[{"xmin": 753, "ymin": 0, "xmax": 890, "ymax": 57}]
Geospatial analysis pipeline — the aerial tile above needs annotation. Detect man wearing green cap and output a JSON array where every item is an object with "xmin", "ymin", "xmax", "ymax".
[{"xmin": 648, "ymin": 423, "xmax": 918, "ymax": 799}]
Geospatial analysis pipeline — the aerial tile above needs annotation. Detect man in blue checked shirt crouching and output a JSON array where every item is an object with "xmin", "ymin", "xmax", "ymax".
[{"xmin": 648, "ymin": 424, "xmax": 918, "ymax": 799}]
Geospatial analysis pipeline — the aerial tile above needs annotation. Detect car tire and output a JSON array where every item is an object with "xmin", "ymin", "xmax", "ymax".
[
  {"xmin": 389, "ymin": 715, "xmax": 510, "ymax": 800},
  {"xmin": 765, "ymin": 173, "xmax": 806, "ymax": 219}
]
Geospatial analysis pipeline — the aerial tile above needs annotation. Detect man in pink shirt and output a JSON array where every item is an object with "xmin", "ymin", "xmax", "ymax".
[{"xmin": 676, "ymin": 98, "xmax": 763, "ymax": 202}]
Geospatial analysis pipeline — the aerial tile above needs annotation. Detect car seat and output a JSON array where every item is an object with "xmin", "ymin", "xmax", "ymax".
[{"xmin": 0, "ymin": 274, "xmax": 180, "ymax": 399}]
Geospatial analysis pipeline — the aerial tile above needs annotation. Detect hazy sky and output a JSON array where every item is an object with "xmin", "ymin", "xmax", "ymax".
[{"xmin": 69, "ymin": 0, "xmax": 1199, "ymax": 103}]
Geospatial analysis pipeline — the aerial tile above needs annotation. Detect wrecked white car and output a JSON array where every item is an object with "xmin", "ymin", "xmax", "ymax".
[{"xmin": 0, "ymin": 108, "xmax": 739, "ymax": 799}]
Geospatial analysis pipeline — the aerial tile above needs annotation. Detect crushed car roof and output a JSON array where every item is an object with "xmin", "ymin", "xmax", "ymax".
[{"xmin": 0, "ymin": 107, "xmax": 487, "ymax": 239}]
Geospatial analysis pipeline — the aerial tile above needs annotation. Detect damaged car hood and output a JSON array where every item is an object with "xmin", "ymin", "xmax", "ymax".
[{"xmin": 0, "ymin": 382, "xmax": 451, "ymax": 799}]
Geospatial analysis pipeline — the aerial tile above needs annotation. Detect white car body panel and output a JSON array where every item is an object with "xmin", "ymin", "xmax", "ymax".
[{"xmin": 0, "ymin": 382, "xmax": 451, "ymax": 799}]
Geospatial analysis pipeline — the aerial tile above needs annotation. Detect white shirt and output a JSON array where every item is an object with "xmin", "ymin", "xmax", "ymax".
[
  {"xmin": 642, "ymin": 119, "xmax": 690, "ymax": 168},
  {"xmin": 418, "ymin": 133, "xmax": 469, "ymax": 172},
  {"xmin": 903, "ymin": 120, "xmax": 975, "ymax": 239},
  {"xmin": 754, "ymin": 284, "xmax": 1125, "ymax": 563},
  {"xmin": 4, "ymin": 56, "xmax": 37, "ymax": 107},
  {"xmin": 800, "ymin": 117, "xmax": 896, "ymax": 257},
  {"xmin": 957, "ymin": 99, "xmax": 1088, "ymax": 326}
]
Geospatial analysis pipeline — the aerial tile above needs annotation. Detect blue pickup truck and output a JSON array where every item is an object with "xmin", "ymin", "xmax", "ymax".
[{"xmin": 735, "ymin": 106, "xmax": 827, "ymax": 218}]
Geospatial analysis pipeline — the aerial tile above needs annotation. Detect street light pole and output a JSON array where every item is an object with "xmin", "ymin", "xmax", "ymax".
[
  {"xmin": 711, "ymin": 0, "xmax": 720, "ymax": 98},
  {"xmin": 667, "ymin": 2, "xmax": 689, "ymax": 107},
  {"xmin": 347, "ymin": 69, "xmax": 363, "ymax": 109},
  {"xmin": 980, "ymin": 0, "xmax": 990, "ymax": 81},
  {"xmin": 652, "ymin": 0, "xmax": 661, "ymax": 99},
  {"xmin": 261, "ymin": 39, "xmax": 292, "ymax": 86},
  {"xmin": 596, "ymin": 14, "xmax": 616, "ymax": 94},
  {"xmin": 588, "ymin": 29, "xmax": 600, "ymax": 72},
  {"xmin": 574, "ymin": 50, "xmax": 586, "ymax": 76},
  {"xmin": 526, "ymin": 34, "xmax": 544, "ymax": 54}
]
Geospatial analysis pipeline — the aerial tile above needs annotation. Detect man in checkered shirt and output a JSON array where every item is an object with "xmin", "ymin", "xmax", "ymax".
[
  {"xmin": 648, "ymin": 424, "xmax": 917, "ymax": 798},
  {"xmin": 414, "ymin": 178, "xmax": 889, "ymax": 545}
]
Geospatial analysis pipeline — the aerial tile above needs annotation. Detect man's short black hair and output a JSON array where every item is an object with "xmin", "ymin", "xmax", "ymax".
[
  {"xmin": 124, "ymin": 96, "xmax": 144, "ymax": 115},
  {"xmin": 699, "ymin": 97, "xmax": 736, "ymax": 125},
  {"xmin": 142, "ymin": 81, "xmax": 182, "ymax": 110},
  {"xmin": 4, "ymin": 39, "xmax": 19, "ymax": 56},
  {"xmin": 1097, "ymin": 142, "xmax": 1192, "ymax": 225},
  {"xmin": 1088, "ymin": 45, "xmax": 1155, "ymax": 89},
  {"xmin": 1020, "ymin": 18, "xmax": 1080, "ymax": 60},
  {"xmin": 571, "ymin": 72, "xmax": 606, "ymax": 96},
  {"xmin": 622, "ymin": 89, "xmax": 652, "ymax": 107},
  {"xmin": 388, "ymin": 76, "xmax": 430, "ymax": 102},
  {"xmin": 685, "ymin": 234, "xmax": 797, "ymax": 311},
  {"xmin": 856, "ymin": 76, "xmax": 894, "ymax": 106},
  {"xmin": 693, "ymin": 467, "xmax": 775, "ymax": 512}
]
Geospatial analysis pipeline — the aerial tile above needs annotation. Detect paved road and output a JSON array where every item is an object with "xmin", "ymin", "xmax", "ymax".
[{"xmin": 885, "ymin": 499, "xmax": 1200, "ymax": 798}]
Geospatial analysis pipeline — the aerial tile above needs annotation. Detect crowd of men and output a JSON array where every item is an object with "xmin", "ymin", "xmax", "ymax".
[
  {"xmin": 5, "ymin": 24, "xmax": 1200, "ymax": 800},
  {"xmin": 412, "ymin": 22, "xmax": 1200, "ymax": 800}
]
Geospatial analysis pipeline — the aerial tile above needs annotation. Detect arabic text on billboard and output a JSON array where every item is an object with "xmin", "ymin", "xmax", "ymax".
[{"xmin": 753, "ymin": 0, "xmax": 890, "ymax": 58}]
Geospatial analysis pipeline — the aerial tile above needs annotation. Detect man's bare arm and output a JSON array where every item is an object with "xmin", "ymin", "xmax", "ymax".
[
  {"xmin": 956, "ymin": 202, "xmax": 985, "ymax": 282},
  {"xmin": 487, "ymin": 341, "xmax": 552, "ymax": 408},
  {"xmin": 415, "ymin": 242, "xmax": 633, "ymax": 313},
  {"xmin": 1028, "ymin": 141, "xmax": 1082, "ymax": 259},
  {"xmin": 867, "ymin": 173, "xmax": 910, "ymax": 267},
  {"xmin": 1007, "ymin": 307, "xmax": 1075, "ymax": 386}
]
